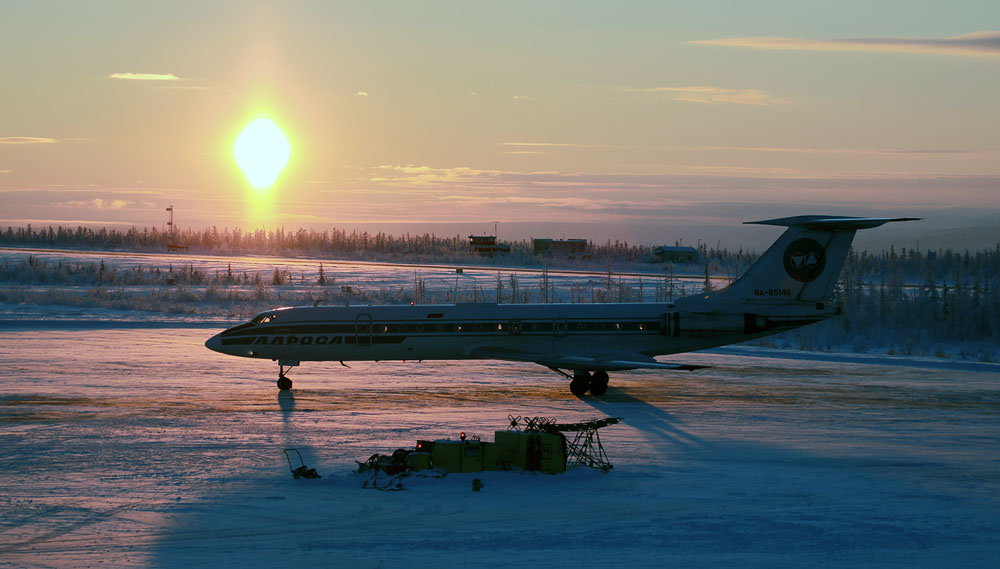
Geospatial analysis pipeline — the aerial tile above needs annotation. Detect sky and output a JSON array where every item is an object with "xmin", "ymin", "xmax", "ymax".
[{"xmin": 1, "ymin": 1, "xmax": 999, "ymax": 250}]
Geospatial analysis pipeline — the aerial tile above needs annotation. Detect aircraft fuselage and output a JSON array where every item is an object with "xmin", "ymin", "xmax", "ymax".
[{"xmin": 205, "ymin": 300, "xmax": 832, "ymax": 367}]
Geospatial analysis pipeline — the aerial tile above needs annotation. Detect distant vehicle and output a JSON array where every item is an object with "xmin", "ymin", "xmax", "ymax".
[
  {"xmin": 205, "ymin": 216, "xmax": 917, "ymax": 395},
  {"xmin": 652, "ymin": 245, "xmax": 699, "ymax": 263}
]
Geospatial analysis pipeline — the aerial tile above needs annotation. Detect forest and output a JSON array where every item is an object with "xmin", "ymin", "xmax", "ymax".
[
  {"xmin": 0, "ymin": 223, "xmax": 757, "ymax": 270},
  {"xmin": 1, "ymin": 224, "xmax": 998, "ymax": 361}
]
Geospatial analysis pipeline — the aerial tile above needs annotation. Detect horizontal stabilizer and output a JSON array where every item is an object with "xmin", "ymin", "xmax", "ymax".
[{"xmin": 745, "ymin": 215, "xmax": 921, "ymax": 231}]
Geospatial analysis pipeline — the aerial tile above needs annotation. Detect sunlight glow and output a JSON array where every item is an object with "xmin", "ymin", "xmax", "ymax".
[{"xmin": 234, "ymin": 118, "xmax": 291, "ymax": 189}]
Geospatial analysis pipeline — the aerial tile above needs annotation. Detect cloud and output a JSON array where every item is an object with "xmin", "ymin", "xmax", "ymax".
[
  {"xmin": 884, "ymin": 149, "xmax": 976, "ymax": 155},
  {"xmin": 0, "ymin": 137, "xmax": 57, "ymax": 144},
  {"xmin": 644, "ymin": 86, "xmax": 789, "ymax": 106},
  {"xmin": 366, "ymin": 164, "xmax": 1000, "ymax": 196},
  {"xmin": 109, "ymin": 72, "xmax": 182, "ymax": 81},
  {"xmin": 272, "ymin": 212, "xmax": 327, "ymax": 222},
  {"xmin": 0, "ymin": 185, "xmax": 167, "ymax": 196},
  {"xmin": 371, "ymin": 165, "xmax": 507, "ymax": 185},
  {"xmin": 691, "ymin": 31, "xmax": 1000, "ymax": 57},
  {"xmin": 503, "ymin": 143, "xmax": 563, "ymax": 155},
  {"xmin": 305, "ymin": 163, "xmax": 1000, "ymax": 237},
  {"xmin": 354, "ymin": 91, "xmax": 369, "ymax": 97},
  {"xmin": 437, "ymin": 193, "xmax": 655, "ymax": 212},
  {"xmin": 700, "ymin": 145, "xmax": 977, "ymax": 156},
  {"xmin": 502, "ymin": 142, "xmax": 589, "ymax": 148},
  {"xmin": 57, "ymin": 198, "xmax": 135, "ymax": 209},
  {"xmin": 501, "ymin": 142, "xmax": 628, "ymax": 155},
  {"xmin": 0, "ymin": 218, "xmax": 140, "ymax": 227},
  {"xmin": 0, "ymin": 169, "xmax": 10, "ymax": 174},
  {"xmin": 165, "ymin": 85, "xmax": 211, "ymax": 91}
]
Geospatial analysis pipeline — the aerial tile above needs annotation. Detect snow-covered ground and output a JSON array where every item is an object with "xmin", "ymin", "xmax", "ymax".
[{"xmin": 1, "ymin": 312, "xmax": 998, "ymax": 568}]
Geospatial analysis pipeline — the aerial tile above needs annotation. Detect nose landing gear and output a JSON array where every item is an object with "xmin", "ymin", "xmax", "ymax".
[
  {"xmin": 277, "ymin": 372, "xmax": 292, "ymax": 391},
  {"xmin": 276, "ymin": 360, "xmax": 300, "ymax": 390}
]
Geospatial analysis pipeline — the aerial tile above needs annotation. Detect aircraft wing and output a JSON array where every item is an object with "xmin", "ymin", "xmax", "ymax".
[{"xmin": 467, "ymin": 346, "xmax": 705, "ymax": 372}]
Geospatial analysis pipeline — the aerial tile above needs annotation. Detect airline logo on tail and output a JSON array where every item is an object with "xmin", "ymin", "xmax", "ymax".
[{"xmin": 783, "ymin": 238, "xmax": 826, "ymax": 282}]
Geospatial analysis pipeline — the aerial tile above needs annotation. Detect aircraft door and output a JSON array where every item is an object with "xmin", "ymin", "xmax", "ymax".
[
  {"xmin": 355, "ymin": 314, "xmax": 373, "ymax": 346},
  {"xmin": 553, "ymin": 319, "xmax": 568, "ymax": 337},
  {"xmin": 659, "ymin": 312, "xmax": 678, "ymax": 336}
]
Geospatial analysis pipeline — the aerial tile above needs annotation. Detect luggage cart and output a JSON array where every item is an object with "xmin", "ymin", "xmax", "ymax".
[{"xmin": 284, "ymin": 448, "xmax": 321, "ymax": 479}]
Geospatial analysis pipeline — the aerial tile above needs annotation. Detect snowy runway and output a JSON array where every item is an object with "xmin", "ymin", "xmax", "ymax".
[{"xmin": 1, "ymin": 326, "xmax": 998, "ymax": 568}]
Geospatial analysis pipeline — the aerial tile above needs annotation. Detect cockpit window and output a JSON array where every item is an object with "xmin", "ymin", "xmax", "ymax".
[{"xmin": 251, "ymin": 313, "xmax": 277, "ymax": 325}]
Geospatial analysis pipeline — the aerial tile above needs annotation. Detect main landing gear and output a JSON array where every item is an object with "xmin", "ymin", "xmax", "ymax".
[{"xmin": 551, "ymin": 369, "xmax": 610, "ymax": 396}]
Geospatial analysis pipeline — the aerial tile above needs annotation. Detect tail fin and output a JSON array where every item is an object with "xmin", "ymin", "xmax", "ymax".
[{"xmin": 721, "ymin": 215, "xmax": 919, "ymax": 303}]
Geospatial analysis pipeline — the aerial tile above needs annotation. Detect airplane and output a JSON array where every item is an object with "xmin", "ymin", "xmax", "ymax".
[{"xmin": 205, "ymin": 215, "xmax": 917, "ymax": 395}]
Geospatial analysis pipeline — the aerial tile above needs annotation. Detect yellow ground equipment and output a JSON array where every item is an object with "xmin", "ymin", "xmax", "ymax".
[{"xmin": 356, "ymin": 416, "xmax": 622, "ymax": 484}]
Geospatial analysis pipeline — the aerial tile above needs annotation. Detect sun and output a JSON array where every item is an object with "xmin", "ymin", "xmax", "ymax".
[{"xmin": 233, "ymin": 118, "xmax": 291, "ymax": 189}]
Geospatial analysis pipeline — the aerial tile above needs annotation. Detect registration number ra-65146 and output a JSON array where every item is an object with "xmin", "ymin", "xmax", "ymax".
[{"xmin": 754, "ymin": 289, "xmax": 792, "ymax": 297}]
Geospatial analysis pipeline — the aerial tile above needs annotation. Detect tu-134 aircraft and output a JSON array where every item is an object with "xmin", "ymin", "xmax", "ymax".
[{"xmin": 205, "ymin": 215, "xmax": 917, "ymax": 395}]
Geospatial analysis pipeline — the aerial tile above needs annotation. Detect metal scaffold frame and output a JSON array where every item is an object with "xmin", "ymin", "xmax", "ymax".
[{"xmin": 507, "ymin": 415, "xmax": 623, "ymax": 472}]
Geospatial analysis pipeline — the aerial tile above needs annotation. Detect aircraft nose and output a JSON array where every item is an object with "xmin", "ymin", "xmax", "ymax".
[{"xmin": 205, "ymin": 333, "xmax": 224, "ymax": 353}]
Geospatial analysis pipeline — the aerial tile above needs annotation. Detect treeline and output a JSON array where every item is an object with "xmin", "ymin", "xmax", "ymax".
[
  {"xmin": 770, "ymin": 270, "xmax": 1000, "ymax": 361},
  {"xmin": 843, "ymin": 245, "xmax": 1000, "ymax": 291},
  {"xmin": 0, "ymin": 224, "xmax": 753, "ymax": 272},
  {"xmin": 0, "ymin": 255, "xmax": 700, "ymax": 306},
  {"xmin": 774, "ymin": 245, "xmax": 1000, "ymax": 360},
  {"xmin": 0, "ymin": 224, "xmax": 498, "ymax": 259},
  {"xmin": 3, "ymin": 223, "xmax": 998, "ymax": 290}
]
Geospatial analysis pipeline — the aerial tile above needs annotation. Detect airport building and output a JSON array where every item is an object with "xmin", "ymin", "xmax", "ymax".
[
  {"xmin": 468, "ymin": 235, "xmax": 511, "ymax": 257},
  {"xmin": 532, "ymin": 238, "xmax": 591, "ymax": 260}
]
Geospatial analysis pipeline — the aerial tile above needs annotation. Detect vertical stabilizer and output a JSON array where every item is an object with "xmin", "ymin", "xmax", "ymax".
[{"xmin": 721, "ymin": 216, "xmax": 919, "ymax": 303}]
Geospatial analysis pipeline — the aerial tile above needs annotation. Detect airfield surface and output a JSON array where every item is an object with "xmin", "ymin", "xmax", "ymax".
[{"xmin": 1, "ymin": 323, "xmax": 999, "ymax": 568}]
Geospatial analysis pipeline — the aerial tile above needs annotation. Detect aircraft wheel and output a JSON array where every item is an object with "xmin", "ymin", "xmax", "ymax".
[
  {"xmin": 570, "ymin": 373, "xmax": 590, "ymax": 396},
  {"xmin": 590, "ymin": 371, "xmax": 609, "ymax": 396},
  {"xmin": 277, "ymin": 376, "xmax": 293, "ymax": 390}
]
